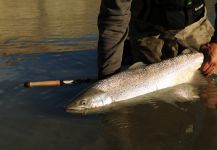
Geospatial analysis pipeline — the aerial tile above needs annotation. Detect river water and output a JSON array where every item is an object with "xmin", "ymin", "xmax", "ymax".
[{"xmin": 0, "ymin": 0, "xmax": 217, "ymax": 150}]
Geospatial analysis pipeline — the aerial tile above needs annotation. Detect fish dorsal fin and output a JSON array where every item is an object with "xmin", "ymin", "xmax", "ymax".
[{"xmin": 128, "ymin": 62, "xmax": 147, "ymax": 70}]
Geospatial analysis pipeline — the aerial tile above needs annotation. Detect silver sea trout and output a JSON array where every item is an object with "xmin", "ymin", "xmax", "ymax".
[{"xmin": 65, "ymin": 52, "xmax": 205, "ymax": 113}]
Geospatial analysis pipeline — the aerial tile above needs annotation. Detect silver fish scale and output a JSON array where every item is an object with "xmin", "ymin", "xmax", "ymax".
[{"xmin": 93, "ymin": 53, "xmax": 204, "ymax": 102}]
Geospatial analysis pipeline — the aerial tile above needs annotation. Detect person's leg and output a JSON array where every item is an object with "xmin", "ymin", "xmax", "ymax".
[
  {"xmin": 97, "ymin": 0, "xmax": 132, "ymax": 79},
  {"xmin": 175, "ymin": 12, "xmax": 214, "ymax": 50},
  {"xmin": 130, "ymin": 35, "xmax": 164, "ymax": 64}
]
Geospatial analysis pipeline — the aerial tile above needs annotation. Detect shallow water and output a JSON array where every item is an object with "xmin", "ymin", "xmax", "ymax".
[{"xmin": 0, "ymin": 0, "xmax": 217, "ymax": 150}]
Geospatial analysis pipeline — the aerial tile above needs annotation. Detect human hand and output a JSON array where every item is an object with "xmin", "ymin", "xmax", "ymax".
[{"xmin": 200, "ymin": 42, "xmax": 217, "ymax": 76}]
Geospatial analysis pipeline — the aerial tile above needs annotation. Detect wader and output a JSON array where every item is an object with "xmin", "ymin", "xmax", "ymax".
[
  {"xmin": 97, "ymin": 0, "xmax": 215, "ymax": 79},
  {"xmin": 130, "ymin": 10, "xmax": 214, "ymax": 64}
]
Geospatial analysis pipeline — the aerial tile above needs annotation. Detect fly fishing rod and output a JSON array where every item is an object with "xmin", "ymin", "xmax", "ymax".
[{"xmin": 24, "ymin": 79, "xmax": 97, "ymax": 88}]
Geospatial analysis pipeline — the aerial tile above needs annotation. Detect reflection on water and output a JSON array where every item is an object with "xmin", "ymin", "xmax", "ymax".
[
  {"xmin": 101, "ymin": 81, "xmax": 217, "ymax": 150},
  {"xmin": 102, "ymin": 103, "xmax": 198, "ymax": 150},
  {"xmin": 0, "ymin": 0, "xmax": 217, "ymax": 150},
  {"xmin": 0, "ymin": 34, "xmax": 98, "ymax": 55},
  {"xmin": 0, "ymin": 0, "xmax": 99, "ymax": 54}
]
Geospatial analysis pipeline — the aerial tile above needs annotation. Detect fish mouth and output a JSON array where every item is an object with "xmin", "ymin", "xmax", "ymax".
[
  {"xmin": 64, "ymin": 105, "xmax": 87, "ymax": 114},
  {"xmin": 64, "ymin": 105, "xmax": 106, "ymax": 115}
]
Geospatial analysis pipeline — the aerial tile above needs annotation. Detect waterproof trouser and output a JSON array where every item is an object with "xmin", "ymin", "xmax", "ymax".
[{"xmin": 97, "ymin": 0, "xmax": 214, "ymax": 79}]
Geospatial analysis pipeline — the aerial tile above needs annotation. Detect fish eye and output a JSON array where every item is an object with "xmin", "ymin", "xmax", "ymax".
[{"xmin": 81, "ymin": 100, "xmax": 87, "ymax": 105}]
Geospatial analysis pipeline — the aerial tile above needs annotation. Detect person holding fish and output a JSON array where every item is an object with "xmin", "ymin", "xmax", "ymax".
[{"xmin": 97, "ymin": 0, "xmax": 217, "ymax": 79}]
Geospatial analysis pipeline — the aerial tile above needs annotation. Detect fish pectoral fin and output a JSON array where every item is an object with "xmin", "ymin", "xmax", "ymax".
[{"xmin": 128, "ymin": 62, "xmax": 147, "ymax": 70}]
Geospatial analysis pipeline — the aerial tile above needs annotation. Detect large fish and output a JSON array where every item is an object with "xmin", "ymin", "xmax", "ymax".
[{"xmin": 65, "ymin": 52, "xmax": 205, "ymax": 113}]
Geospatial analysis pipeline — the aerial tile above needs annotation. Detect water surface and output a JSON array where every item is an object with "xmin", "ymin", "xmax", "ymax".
[{"xmin": 0, "ymin": 0, "xmax": 217, "ymax": 150}]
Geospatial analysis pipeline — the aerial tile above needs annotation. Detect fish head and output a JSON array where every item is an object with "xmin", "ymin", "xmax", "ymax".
[{"xmin": 65, "ymin": 88, "xmax": 112, "ymax": 113}]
